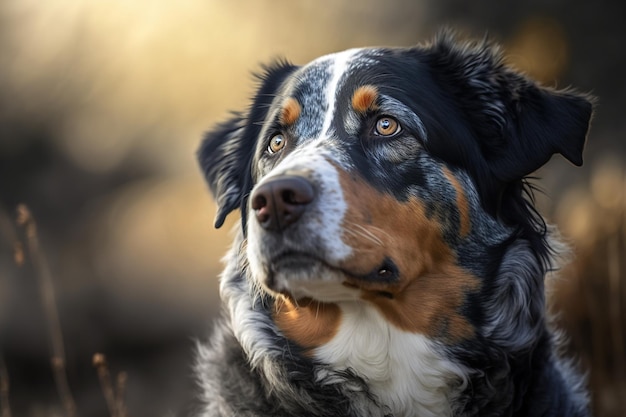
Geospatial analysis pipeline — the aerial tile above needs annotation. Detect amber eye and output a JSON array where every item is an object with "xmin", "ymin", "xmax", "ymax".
[
  {"xmin": 268, "ymin": 134, "xmax": 286, "ymax": 154},
  {"xmin": 374, "ymin": 116, "xmax": 400, "ymax": 136}
]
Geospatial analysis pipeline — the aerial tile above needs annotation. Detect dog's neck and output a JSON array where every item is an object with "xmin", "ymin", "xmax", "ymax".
[
  {"xmin": 311, "ymin": 301, "xmax": 468, "ymax": 417},
  {"xmin": 222, "ymin": 233, "xmax": 585, "ymax": 417}
]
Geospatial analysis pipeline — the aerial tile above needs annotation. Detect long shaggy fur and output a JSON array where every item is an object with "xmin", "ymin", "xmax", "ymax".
[{"xmin": 193, "ymin": 33, "xmax": 594, "ymax": 417}]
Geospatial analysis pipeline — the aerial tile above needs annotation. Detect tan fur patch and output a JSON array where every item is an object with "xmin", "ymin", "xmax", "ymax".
[
  {"xmin": 442, "ymin": 167, "xmax": 471, "ymax": 238},
  {"xmin": 338, "ymin": 171, "xmax": 480, "ymax": 343},
  {"xmin": 279, "ymin": 97, "xmax": 301, "ymax": 126},
  {"xmin": 273, "ymin": 297, "xmax": 342, "ymax": 353},
  {"xmin": 351, "ymin": 85, "xmax": 379, "ymax": 114}
]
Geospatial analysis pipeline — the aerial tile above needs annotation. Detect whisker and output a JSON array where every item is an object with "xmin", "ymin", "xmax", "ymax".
[
  {"xmin": 343, "ymin": 229, "xmax": 381, "ymax": 249},
  {"xmin": 357, "ymin": 222, "xmax": 394, "ymax": 242},
  {"xmin": 274, "ymin": 296, "xmax": 286, "ymax": 314},
  {"xmin": 353, "ymin": 224, "xmax": 385, "ymax": 246},
  {"xmin": 343, "ymin": 222, "xmax": 386, "ymax": 247}
]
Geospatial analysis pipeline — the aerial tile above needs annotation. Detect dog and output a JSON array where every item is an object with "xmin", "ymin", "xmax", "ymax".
[{"xmin": 194, "ymin": 32, "xmax": 594, "ymax": 417}]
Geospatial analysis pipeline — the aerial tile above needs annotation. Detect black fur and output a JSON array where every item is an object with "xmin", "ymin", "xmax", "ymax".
[
  {"xmin": 195, "ymin": 33, "xmax": 594, "ymax": 417},
  {"xmin": 199, "ymin": 61, "xmax": 298, "ymax": 228}
]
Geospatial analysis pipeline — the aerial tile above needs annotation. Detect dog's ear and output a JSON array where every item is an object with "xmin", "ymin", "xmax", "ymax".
[
  {"xmin": 198, "ymin": 61, "xmax": 298, "ymax": 228},
  {"xmin": 198, "ymin": 114, "xmax": 248, "ymax": 228},
  {"xmin": 488, "ymin": 77, "xmax": 593, "ymax": 182},
  {"xmin": 426, "ymin": 32, "xmax": 594, "ymax": 182}
]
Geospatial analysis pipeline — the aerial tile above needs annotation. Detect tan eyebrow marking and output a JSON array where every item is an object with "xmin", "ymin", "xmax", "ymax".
[
  {"xmin": 279, "ymin": 97, "xmax": 302, "ymax": 126},
  {"xmin": 352, "ymin": 85, "xmax": 379, "ymax": 114}
]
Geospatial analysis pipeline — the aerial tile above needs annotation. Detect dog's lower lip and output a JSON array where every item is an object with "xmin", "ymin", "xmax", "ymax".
[
  {"xmin": 270, "ymin": 251, "xmax": 330, "ymax": 270},
  {"xmin": 269, "ymin": 253, "xmax": 399, "ymax": 283}
]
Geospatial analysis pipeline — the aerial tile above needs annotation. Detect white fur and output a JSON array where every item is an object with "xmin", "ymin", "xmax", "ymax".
[
  {"xmin": 315, "ymin": 302, "xmax": 469, "ymax": 417},
  {"xmin": 245, "ymin": 49, "xmax": 467, "ymax": 416},
  {"xmin": 246, "ymin": 146, "xmax": 353, "ymax": 293},
  {"xmin": 218, "ymin": 240, "xmax": 280, "ymax": 371},
  {"xmin": 319, "ymin": 48, "xmax": 362, "ymax": 136}
]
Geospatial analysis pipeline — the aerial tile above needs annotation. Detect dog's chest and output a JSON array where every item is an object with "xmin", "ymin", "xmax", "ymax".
[{"xmin": 313, "ymin": 303, "xmax": 467, "ymax": 417}]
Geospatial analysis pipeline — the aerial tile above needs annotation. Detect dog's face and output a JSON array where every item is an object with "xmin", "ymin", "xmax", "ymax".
[{"xmin": 200, "ymin": 35, "xmax": 592, "ymax": 346}]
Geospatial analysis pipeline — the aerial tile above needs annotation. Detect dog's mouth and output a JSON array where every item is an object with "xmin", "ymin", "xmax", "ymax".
[
  {"xmin": 269, "ymin": 251, "xmax": 327, "ymax": 273},
  {"xmin": 265, "ymin": 251, "xmax": 399, "ymax": 301}
]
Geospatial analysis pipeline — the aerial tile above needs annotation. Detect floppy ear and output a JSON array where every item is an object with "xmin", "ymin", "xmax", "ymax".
[
  {"xmin": 488, "ymin": 77, "xmax": 593, "ymax": 182},
  {"xmin": 198, "ymin": 61, "xmax": 298, "ymax": 228},
  {"xmin": 427, "ymin": 32, "xmax": 594, "ymax": 182},
  {"xmin": 198, "ymin": 114, "xmax": 248, "ymax": 228}
]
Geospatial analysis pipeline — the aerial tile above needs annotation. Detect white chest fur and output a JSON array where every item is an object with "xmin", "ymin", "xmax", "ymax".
[{"xmin": 313, "ymin": 302, "xmax": 468, "ymax": 417}]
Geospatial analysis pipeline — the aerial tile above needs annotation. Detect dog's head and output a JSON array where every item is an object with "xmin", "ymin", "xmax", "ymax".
[{"xmin": 199, "ymin": 34, "xmax": 592, "ymax": 345}]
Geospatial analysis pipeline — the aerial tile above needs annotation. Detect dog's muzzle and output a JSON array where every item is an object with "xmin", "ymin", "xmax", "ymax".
[{"xmin": 251, "ymin": 175, "xmax": 316, "ymax": 231}]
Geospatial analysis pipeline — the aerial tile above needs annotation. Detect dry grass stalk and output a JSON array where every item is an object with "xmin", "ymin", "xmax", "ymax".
[
  {"xmin": 15, "ymin": 204, "xmax": 77, "ymax": 417},
  {"xmin": 13, "ymin": 241, "xmax": 24, "ymax": 267},
  {"xmin": 115, "ymin": 372, "xmax": 128, "ymax": 417},
  {"xmin": 608, "ymin": 233, "xmax": 625, "ymax": 378},
  {"xmin": 0, "ymin": 208, "xmax": 16, "ymax": 417},
  {"xmin": 0, "ymin": 206, "xmax": 23, "ymax": 267},
  {"xmin": 93, "ymin": 353, "xmax": 127, "ymax": 417},
  {"xmin": 0, "ymin": 354, "xmax": 11, "ymax": 417}
]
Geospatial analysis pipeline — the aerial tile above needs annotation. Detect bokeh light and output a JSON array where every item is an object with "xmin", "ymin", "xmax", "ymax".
[{"xmin": 1, "ymin": 1, "xmax": 624, "ymax": 416}]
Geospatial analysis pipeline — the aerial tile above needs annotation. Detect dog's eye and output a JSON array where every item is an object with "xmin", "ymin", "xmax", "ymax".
[
  {"xmin": 268, "ymin": 134, "xmax": 286, "ymax": 154},
  {"xmin": 374, "ymin": 116, "xmax": 401, "ymax": 137}
]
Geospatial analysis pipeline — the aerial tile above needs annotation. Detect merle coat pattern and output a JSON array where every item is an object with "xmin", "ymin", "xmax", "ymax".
[{"xmin": 195, "ymin": 33, "xmax": 594, "ymax": 417}]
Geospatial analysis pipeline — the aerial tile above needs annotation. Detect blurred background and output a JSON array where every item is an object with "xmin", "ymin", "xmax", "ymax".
[{"xmin": 0, "ymin": 0, "xmax": 624, "ymax": 416}]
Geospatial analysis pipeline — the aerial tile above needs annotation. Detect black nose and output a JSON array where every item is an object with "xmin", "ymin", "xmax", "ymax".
[{"xmin": 251, "ymin": 176, "xmax": 315, "ymax": 231}]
